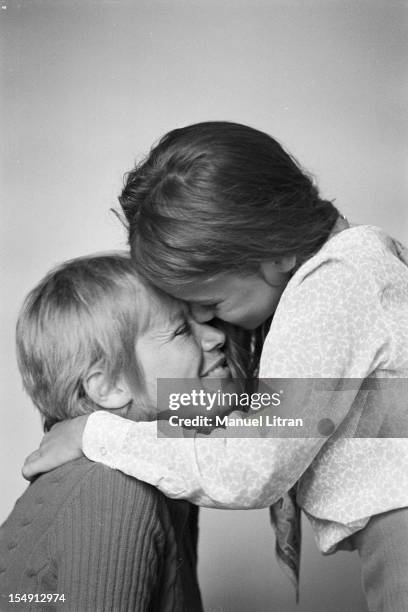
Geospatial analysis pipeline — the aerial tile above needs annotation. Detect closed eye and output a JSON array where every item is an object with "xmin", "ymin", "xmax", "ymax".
[{"xmin": 173, "ymin": 321, "xmax": 192, "ymax": 337}]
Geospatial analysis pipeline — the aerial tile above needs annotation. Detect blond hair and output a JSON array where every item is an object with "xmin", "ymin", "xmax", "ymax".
[{"xmin": 16, "ymin": 252, "xmax": 166, "ymax": 429}]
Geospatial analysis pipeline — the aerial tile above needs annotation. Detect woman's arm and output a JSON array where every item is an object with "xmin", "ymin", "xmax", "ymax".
[{"xmin": 79, "ymin": 385, "xmax": 358, "ymax": 509}]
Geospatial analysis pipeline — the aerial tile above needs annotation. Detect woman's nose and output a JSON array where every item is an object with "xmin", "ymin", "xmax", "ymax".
[
  {"xmin": 193, "ymin": 321, "xmax": 225, "ymax": 351},
  {"xmin": 190, "ymin": 304, "xmax": 216, "ymax": 323}
]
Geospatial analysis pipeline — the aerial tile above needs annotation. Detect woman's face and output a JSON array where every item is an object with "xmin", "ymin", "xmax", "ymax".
[
  {"xmin": 171, "ymin": 269, "xmax": 290, "ymax": 329},
  {"xmin": 134, "ymin": 297, "xmax": 231, "ymax": 416}
]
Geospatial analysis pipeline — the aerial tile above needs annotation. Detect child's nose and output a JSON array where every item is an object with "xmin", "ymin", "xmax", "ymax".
[{"xmin": 194, "ymin": 321, "xmax": 226, "ymax": 351}]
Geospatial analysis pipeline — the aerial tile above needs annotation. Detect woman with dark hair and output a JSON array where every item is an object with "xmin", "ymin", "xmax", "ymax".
[{"xmin": 24, "ymin": 123, "xmax": 408, "ymax": 611}]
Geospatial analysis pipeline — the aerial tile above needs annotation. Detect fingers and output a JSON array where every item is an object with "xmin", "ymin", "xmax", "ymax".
[
  {"xmin": 22, "ymin": 449, "xmax": 44, "ymax": 481},
  {"xmin": 22, "ymin": 446, "xmax": 58, "ymax": 481},
  {"xmin": 21, "ymin": 417, "xmax": 87, "ymax": 481},
  {"xmin": 21, "ymin": 429, "xmax": 58, "ymax": 480}
]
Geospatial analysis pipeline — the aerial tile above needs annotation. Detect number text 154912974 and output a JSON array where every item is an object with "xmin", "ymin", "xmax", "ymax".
[{"xmin": 8, "ymin": 593, "xmax": 66, "ymax": 604}]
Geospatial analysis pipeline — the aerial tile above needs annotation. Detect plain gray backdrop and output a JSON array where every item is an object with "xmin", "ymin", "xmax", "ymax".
[{"xmin": 1, "ymin": 1, "xmax": 407, "ymax": 611}]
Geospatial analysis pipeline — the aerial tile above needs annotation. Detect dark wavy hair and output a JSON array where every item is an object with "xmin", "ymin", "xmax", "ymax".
[{"xmin": 119, "ymin": 121, "xmax": 339, "ymax": 375}]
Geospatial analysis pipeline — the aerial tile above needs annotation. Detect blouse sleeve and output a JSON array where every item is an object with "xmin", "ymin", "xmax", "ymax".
[{"xmin": 83, "ymin": 257, "xmax": 389, "ymax": 509}]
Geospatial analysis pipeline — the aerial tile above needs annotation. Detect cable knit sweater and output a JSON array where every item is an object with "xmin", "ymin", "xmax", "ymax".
[{"xmin": 0, "ymin": 458, "xmax": 203, "ymax": 612}]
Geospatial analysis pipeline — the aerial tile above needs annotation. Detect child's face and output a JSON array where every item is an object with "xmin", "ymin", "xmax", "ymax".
[
  {"xmin": 171, "ymin": 268, "xmax": 291, "ymax": 329},
  {"xmin": 134, "ymin": 301, "xmax": 231, "ymax": 415}
]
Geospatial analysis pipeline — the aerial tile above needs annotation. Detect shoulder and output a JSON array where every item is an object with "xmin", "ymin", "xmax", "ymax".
[
  {"xmin": 295, "ymin": 225, "xmax": 405, "ymax": 286},
  {"xmin": 260, "ymin": 226, "xmax": 404, "ymax": 377},
  {"xmin": 47, "ymin": 460, "xmax": 170, "ymax": 560},
  {"xmin": 34, "ymin": 456, "xmax": 158, "ymax": 496},
  {"xmin": 5, "ymin": 458, "xmax": 164, "ymax": 532},
  {"xmin": 51, "ymin": 457, "xmax": 165, "ymax": 517},
  {"xmin": 276, "ymin": 225, "xmax": 406, "ymax": 312}
]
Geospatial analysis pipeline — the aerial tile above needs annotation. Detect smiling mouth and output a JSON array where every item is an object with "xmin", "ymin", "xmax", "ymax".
[{"xmin": 201, "ymin": 357, "xmax": 231, "ymax": 378}]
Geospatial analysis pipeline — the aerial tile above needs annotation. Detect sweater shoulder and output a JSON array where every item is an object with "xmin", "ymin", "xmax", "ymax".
[
  {"xmin": 51, "ymin": 457, "xmax": 167, "ymax": 519},
  {"xmin": 0, "ymin": 458, "xmax": 164, "ymax": 586},
  {"xmin": 3, "ymin": 457, "xmax": 161, "ymax": 521}
]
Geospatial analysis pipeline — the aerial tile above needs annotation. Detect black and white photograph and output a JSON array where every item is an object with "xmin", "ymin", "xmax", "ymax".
[{"xmin": 1, "ymin": 1, "xmax": 407, "ymax": 611}]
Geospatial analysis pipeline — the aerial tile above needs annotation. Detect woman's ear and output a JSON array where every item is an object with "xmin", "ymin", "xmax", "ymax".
[
  {"xmin": 260, "ymin": 256, "xmax": 297, "ymax": 283},
  {"xmin": 83, "ymin": 370, "xmax": 132, "ymax": 409}
]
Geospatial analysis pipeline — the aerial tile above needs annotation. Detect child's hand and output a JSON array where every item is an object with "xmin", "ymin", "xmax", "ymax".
[{"xmin": 22, "ymin": 416, "xmax": 89, "ymax": 480}]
